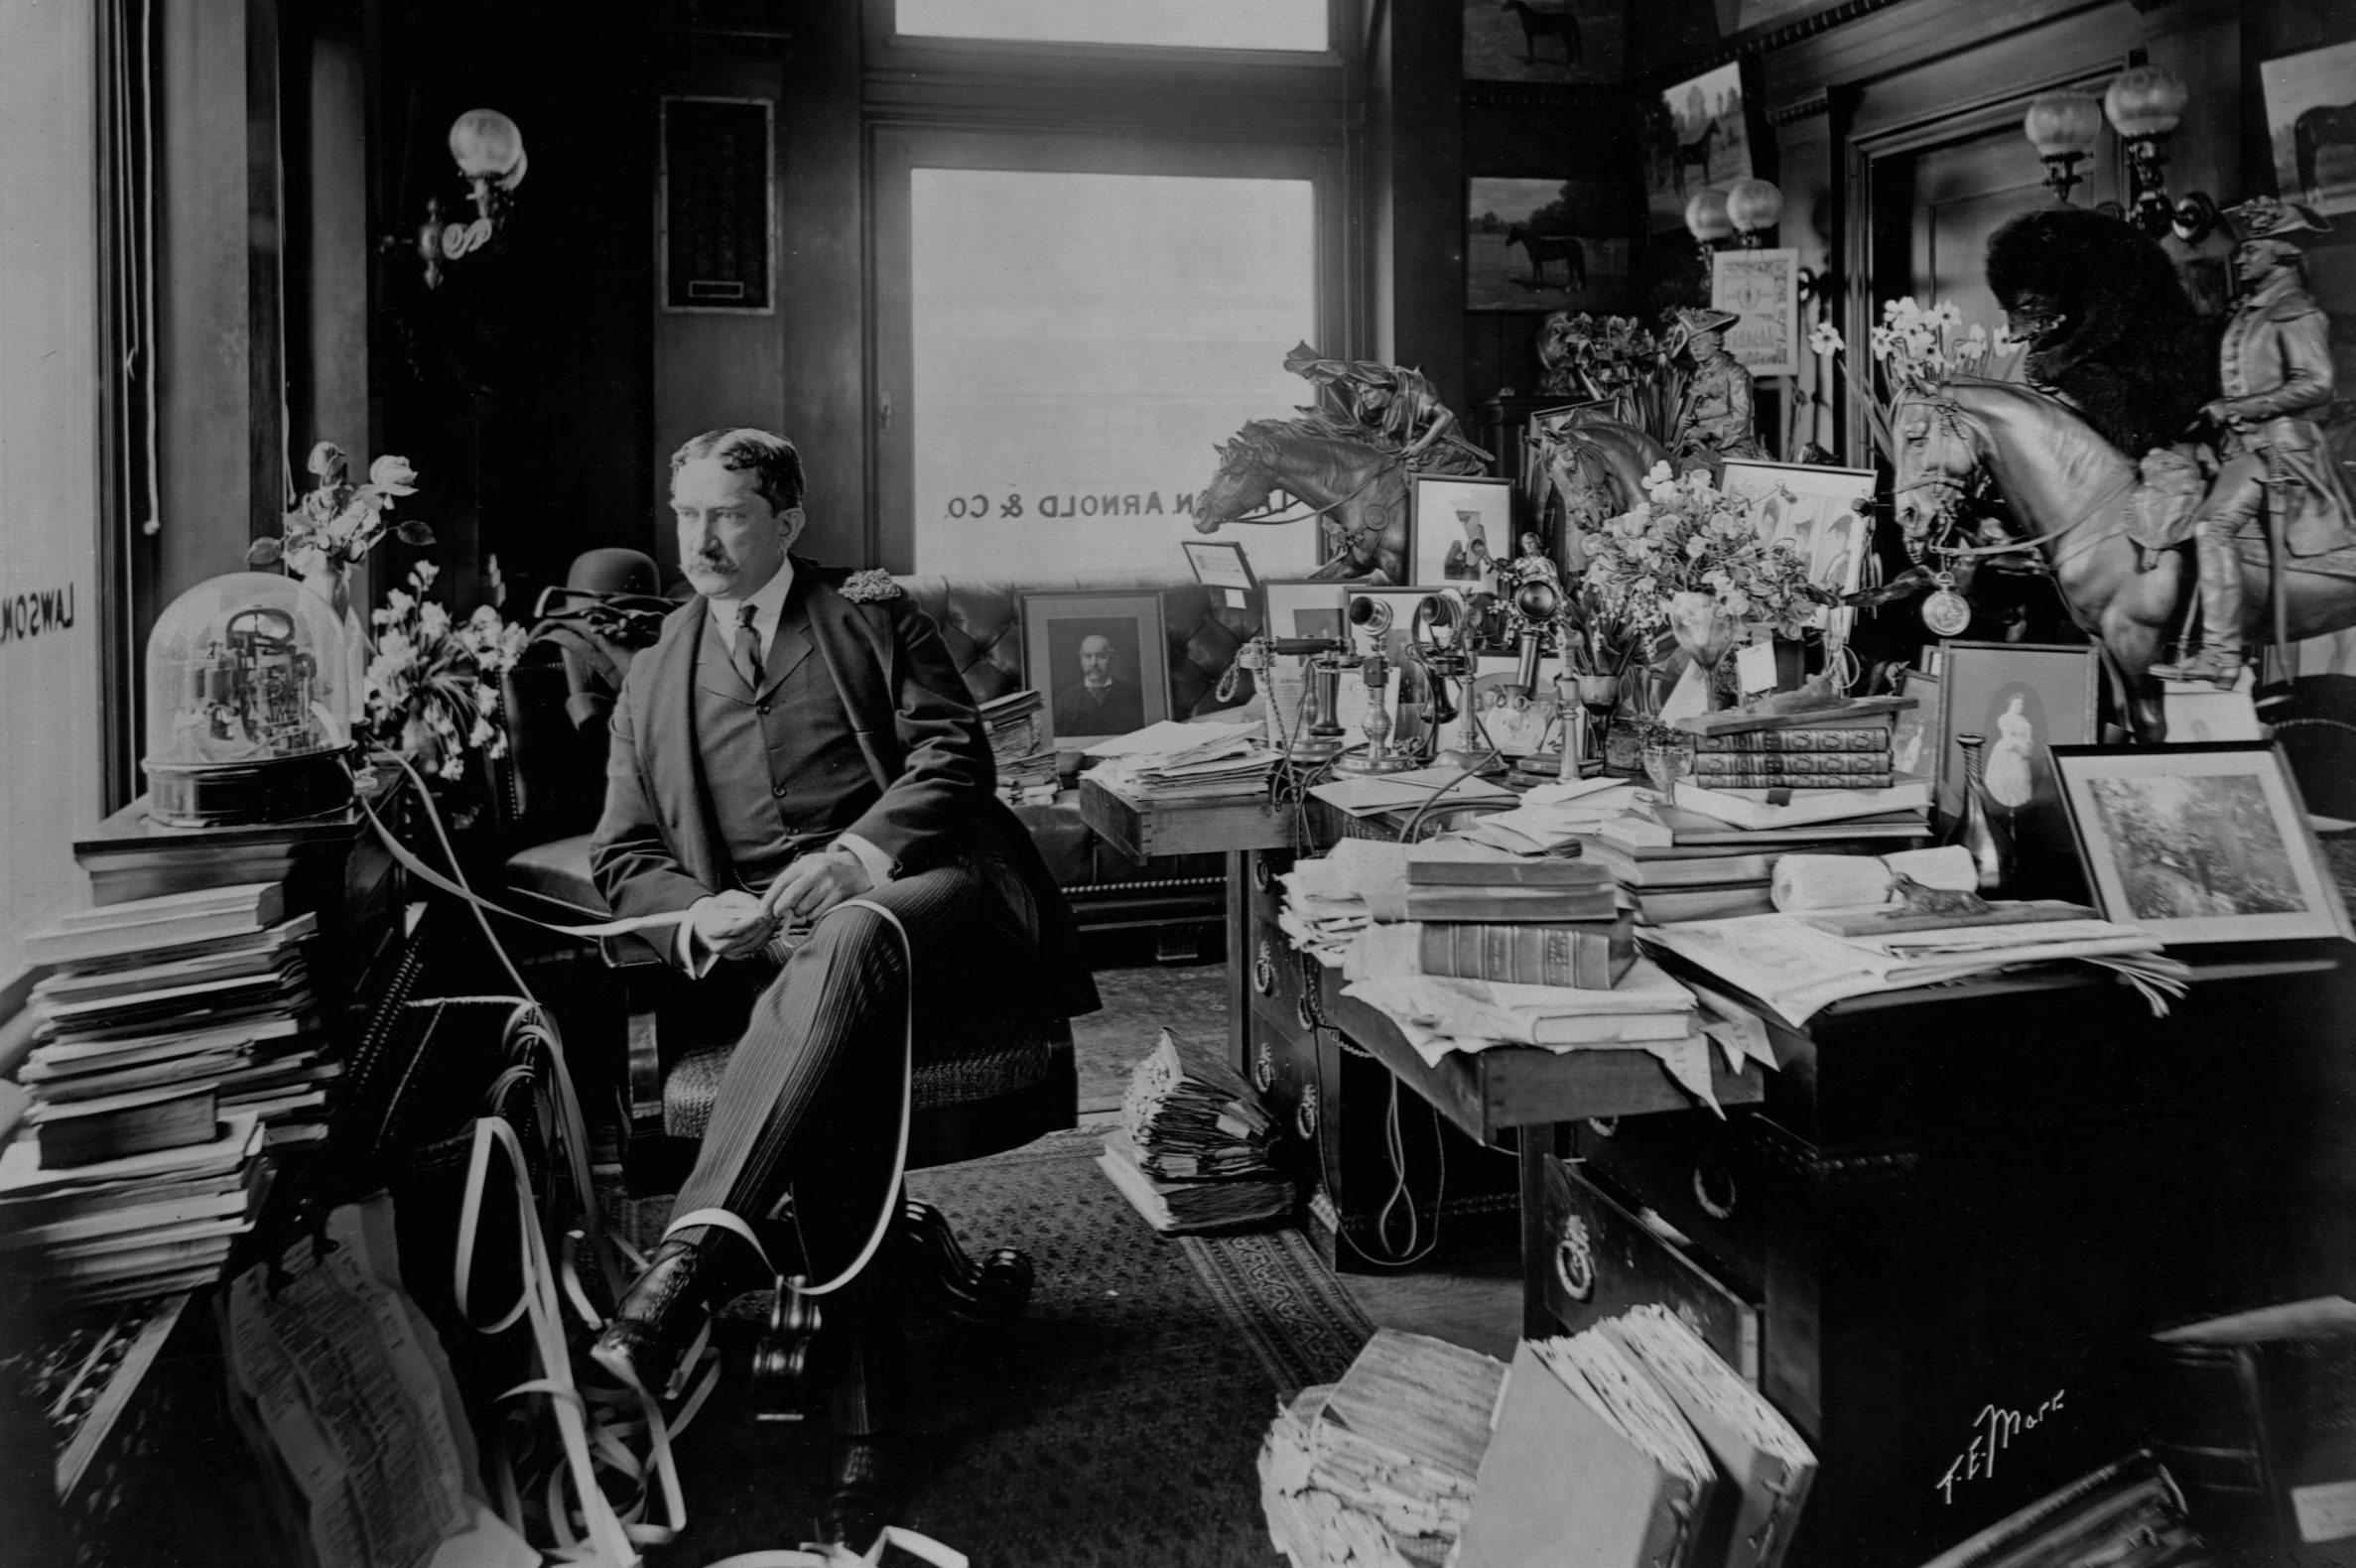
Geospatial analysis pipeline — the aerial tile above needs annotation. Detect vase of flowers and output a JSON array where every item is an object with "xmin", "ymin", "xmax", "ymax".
[
  {"xmin": 250, "ymin": 442, "xmax": 436, "ymax": 689},
  {"xmin": 1576, "ymin": 462, "xmax": 1836, "ymax": 712},
  {"xmin": 362, "ymin": 562, "xmax": 525, "ymax": 814}
]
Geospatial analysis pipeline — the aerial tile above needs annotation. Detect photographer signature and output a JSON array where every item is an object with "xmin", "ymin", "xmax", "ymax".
[{"xmin": 1935, "ymin": 1389, "xmax": 2066, "ymax": 1504}]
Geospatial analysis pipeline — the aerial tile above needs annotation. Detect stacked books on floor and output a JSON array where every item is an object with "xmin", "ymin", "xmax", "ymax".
[
  {"xmin": 1586, "ymin": 701, "xmax": 1934, "ymax": 925},
  {"xmin": 16, "ymin": 883, "xmax": 333, "ymax": 1156},
  {"xmin": 1259, "ymin": 1329, "xmax": 1505, "ymax": 1568},
  {"xmin": 980, "ymin": 690, "xmax": 1060, "ymax": 806},
  {"xmin": 1099, "ymin": 1030, "xmax": 1291, "ymax": 1234},
  {"xmin": 1458, "ymin": 1307, "xmax": 1818, "ymax": 1568}
]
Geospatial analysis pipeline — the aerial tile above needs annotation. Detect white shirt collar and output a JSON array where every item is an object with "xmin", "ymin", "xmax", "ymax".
[{"xmin": 704, "ymin": 558, "xmax": 795, "ymax": 650}]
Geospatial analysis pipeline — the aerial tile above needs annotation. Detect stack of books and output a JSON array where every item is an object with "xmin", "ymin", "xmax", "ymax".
[
  {"xmin": 1588, "ymin": 780, "xmax": 1933, "ymax": 926},
  {"xmin": 1259, "ymin": 1329, "xmax": 1505, "ymax": 1568},
  {"xmin": 1358, "ymin": 841, "xmax": 1636, "ymax": 991},
  {"xmin": 980, "ymin": 690, "xmax": 1059, "ymax": 806},
  {"xmin": 1459, "ymin": 1308, "xmax": 1817, "ymax": 1568},
  {"xmin": 0, "ymin": 1109, "xmax": 270, "ymax": 1308},
  {"xmin": 18, "ymin": 884, "xmax": 334, "ymax": 1153},
  {"xmin": 1099, "ymin": 1031, "xmax": 1290, "ymax": 1234}
]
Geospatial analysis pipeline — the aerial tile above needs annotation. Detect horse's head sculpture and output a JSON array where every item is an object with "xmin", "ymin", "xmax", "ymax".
[
  {"xmin": 1890, "ymin": 387, "xmax": 1977, "ymax": 562},
  {"xmin": 1194, "ymin": 428, "xmax": 1280, "ymax": 536},
  {"xmin": 1192, "ymin": 418, "xmax": 1409, "ymax": 582}
]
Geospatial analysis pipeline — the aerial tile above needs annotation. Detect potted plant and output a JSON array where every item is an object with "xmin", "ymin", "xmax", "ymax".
[
  {"xmin": 362, "ymin": 561, "xmax": 525, "ymax": 826},
  {"xmin": 1576, "ymin": 462, "xmax": 1834, "ymax": 710}
]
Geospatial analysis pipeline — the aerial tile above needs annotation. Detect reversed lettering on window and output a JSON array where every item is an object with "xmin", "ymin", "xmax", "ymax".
[
  {"xmin": 1935, "ymin": 1389, "xmax": 2066, "ymax": 1504},
  {"xmin": 0, "ymin": 584, "xmax": 76, "ymax": 645}
]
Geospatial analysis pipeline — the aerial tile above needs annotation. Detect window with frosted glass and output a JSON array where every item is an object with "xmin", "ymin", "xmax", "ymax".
[
  {"xmin": 909, "ymin": 168, "xmax": 1323, "ymax": 579},
  {"xmin": 895, "ymin": 0, "xmax": 1327, "ymax": 53}
]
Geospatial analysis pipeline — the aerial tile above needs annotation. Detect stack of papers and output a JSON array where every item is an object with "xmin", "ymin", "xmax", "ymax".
[
  {"xmin": 1098, "ymin": 1031, "xmax": 1290, "ymax": 1234},
  {"xmin": 21, "ymin": 887, "xmax": 333, "ymax": 1154},
  {"xmin": 1087, "ymin": 719, "xmax": 1279, "ymax": 802},
  {"xmin": 0, "ymin": 1111, "xmax": 269, "ymax": 1307},
  {"xmin": 980, "ymin": 690, "xmax": 1058, "ymax": 805},
  {"xmin": 1643, "ymin": 912, "xmax": 2187, "ymax": 1024},
  {"xmin": 1442, "ymin": 778, "xmax": 1648, "ymax": 854},
  {"xmin": 1259, "ymin": 1330, "xmax": 1505, "ymax": 1568},
  {"xmin": 1307, "ymin": 766, "xmax": 1520, "ymax": 820}
]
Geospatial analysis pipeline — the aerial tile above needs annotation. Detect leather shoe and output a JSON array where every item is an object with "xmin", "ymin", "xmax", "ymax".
[
  {"xmin": 590, "ymin": 1232, "xmax": 758, "ymax": 1395},
  {"xmin": 818, "ymin": 1436, "xmax": 892, "ymax": 1555}
]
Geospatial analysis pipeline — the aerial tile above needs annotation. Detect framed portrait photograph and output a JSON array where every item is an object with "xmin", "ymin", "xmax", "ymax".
[
  {"xmin": 1934, "ymin": 642, "xmax": 2101, "ymax": 863},
  {"xmin": 2050, "ymin": 743, "xmax": 2354, "ymax": 945},
  {"xmin": 1410, "ymin": 474, "xmax": 1514, "ymax": 587},
  {"xmin": 1461, "ymin": 0, "xmax": 1625, "ymax": 84},
  {"xmin": 2262, "ymin": 40, "xmax": 2356, "ymax": 216},
  {"xmin": 1465, "ymin": 179, "xmax": 1630, "ymax": 314},
  {"xmin": 1020, "ymin": 590, "xmax": 1170, "ymax": 749},
  {"xmin": 1718, "ymin": 459, "xmax": 1876, "ymax": 632},
  {"xmin": 1890, "ymin": 669, "xmax": 1939, "ymax": 789},
  {"xmin": 1181, "ymin": 539, "xmax": 1257, "ymax": 612}
]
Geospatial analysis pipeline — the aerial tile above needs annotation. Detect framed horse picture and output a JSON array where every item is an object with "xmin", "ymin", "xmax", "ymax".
[
  {"xmin": 1462, "ymin": 0, "xmax": 1625, "ymax": 85},
  {"xmin": 2262, "ymin": 40, "xmax": 2356, "ymax": 216},
  {"xmin": 1646, "ymin": 62, "xmax": 1757, "ymax": 232},
  {"xmin": 1465, "ymin": 178, "xmax": 1628, "ymax": 313}
]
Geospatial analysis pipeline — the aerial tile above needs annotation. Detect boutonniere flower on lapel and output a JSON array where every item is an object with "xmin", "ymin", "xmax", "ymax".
[{"xmin": 840, "ymin": 570, "xmax": 901, "ymax": 603}]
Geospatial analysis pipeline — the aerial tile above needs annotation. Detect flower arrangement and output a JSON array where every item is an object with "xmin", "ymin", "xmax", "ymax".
[
  {"xmin": 1578, "ymin": 463, "xmax": 1836, "ymax": 640},
  {"xmin": 248, "ymin": 442, "xmax": 436, "ymax": 579},
  {"xmin": 1536, "ymin": 313, "xmax": 1689, "ymax": 446},
  {"xmin": 1809, "ymin": 298, "xmax": 2019, "ymax": 462},
  {"xmin": 362, "ymin": 562, "xmax": 525, "ymax": 783}
]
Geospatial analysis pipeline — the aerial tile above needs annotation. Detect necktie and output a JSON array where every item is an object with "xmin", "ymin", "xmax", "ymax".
[{"xmin": 730, "ymin": 602, "xmax": 764, "ymax": 693}]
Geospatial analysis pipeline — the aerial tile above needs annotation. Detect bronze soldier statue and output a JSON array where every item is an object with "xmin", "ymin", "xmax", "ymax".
[
  {"xmin": 1669, "ymin": 306, "xmax": 1767, "ymax": 471},
  {"xmin": 2153, "ymin": 196, "xmax": 2356, "ymax": 686}
]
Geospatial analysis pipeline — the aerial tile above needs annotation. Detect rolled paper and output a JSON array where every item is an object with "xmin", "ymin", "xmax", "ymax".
[{"xmin": 1770, "ymin": 846, "xmax": 1979, "ymax": 912}]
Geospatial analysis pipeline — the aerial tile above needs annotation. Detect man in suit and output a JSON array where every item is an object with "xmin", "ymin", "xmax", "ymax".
[
  {"xmin": 589, "ymin": 428, "xmax": 1096, "ymax": 1541},
  {"xmin": 1049, "ymin": 632, "xmax": 1145, "ymax": 737}
]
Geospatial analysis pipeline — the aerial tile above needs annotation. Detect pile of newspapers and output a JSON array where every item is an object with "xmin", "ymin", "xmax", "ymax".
[{"xmin": 1097, "ymin": 1030, "xmax": 1290, "ymax": 1234}]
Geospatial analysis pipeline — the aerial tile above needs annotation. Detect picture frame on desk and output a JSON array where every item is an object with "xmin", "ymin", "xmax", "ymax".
[
  {"xmin": 2049, "ymin": 742, "xmax": 2354, "ymax": 946},
  {"xmin": 1180, "ymin": 539, "xmax": 1257, "ymax": 614},
  {"xmin": 1260, "ymin": 579, "xmax": 1349, "ymax": 643},
  {"xmin": 1933, "ymin": 641, "xmax": 2099, "ymax": 864},
  {"xmin": 1019, "ymin": 590, "xmax": 1170, "ymax": 750},
  {"xmin": 1409, "ymin": 474, "xmax": 1513, "ymax": 588},
  {"xmin": 1890, "ymin": 669, "xmax": 1939, "ymax": 793},
  {"xmin": 1717, "ymin": 458, "xmax": 1874, "ymax": 636}
]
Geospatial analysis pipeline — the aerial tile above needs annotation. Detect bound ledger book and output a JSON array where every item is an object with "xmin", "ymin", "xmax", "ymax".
[
  {"xmin": 2148, "ymin": 1297, "xmax": 2356, "ymax": 1567},
  {"xmin": 1457, "ymin": 1334, "xmax": 1719, "ymax": 1568}
]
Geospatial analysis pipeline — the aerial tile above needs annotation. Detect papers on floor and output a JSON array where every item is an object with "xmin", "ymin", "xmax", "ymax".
[
  {"xmin": 1643, "ymin": 911, "xmax": 2187, "ymax": 1024},
  {"xmin": 1099, "ymin": 1030, "xmax": 1290, "ymax": 1235},
  {"xmin": 1458, "ymin": 1310, "xmax": 1816, "ymax": 1568},
  {"xmin": 1086, "ymin": 719, "xmax": 1279, "ymax": 802},
  {"xmin": 1259, "ymin": 1329, "xmax": 1505, "ymax": 1568}
]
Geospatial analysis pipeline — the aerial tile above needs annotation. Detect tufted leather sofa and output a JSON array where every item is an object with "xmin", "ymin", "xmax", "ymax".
[{"xmin": 498, "ymin": 560, "xmax": 1260, "ymax": 951}]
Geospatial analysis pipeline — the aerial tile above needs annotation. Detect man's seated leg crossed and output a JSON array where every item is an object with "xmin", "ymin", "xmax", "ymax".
[{"xmin": 586, "ymin": 428, "xmax": 1097, "ymax": 1546}]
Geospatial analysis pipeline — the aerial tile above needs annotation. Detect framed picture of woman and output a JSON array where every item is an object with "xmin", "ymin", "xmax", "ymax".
[{"xmin": 1934, "ymin": 642, "xmax": 2100, "ymax": 871}]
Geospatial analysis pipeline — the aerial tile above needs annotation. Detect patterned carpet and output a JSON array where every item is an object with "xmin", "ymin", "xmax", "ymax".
[
  {"xmin": 640, "ymin": 1126, "xmax": 1372, "ymax": 1566},
  {"xmin": 1070, "ymin": 960, "xmax": 1228, "ymax": 1111}
]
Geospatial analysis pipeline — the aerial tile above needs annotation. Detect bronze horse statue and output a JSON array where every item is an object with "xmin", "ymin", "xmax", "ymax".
[
  {"xmin": 1193, "ymin": 418, "xmax": 1412, "ymax": 583},
  {"xmin": 1891, "ymin": 378, "xmax": 2356, "ymax": 740}
]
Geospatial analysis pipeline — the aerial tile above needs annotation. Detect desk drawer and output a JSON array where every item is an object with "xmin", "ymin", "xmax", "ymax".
[
  {"xmin": 1539, "ymin": 1155, "xmax": 1762, "ymax": 1385},
  {"xmin": 1570, "ymin": 1108, "xmax": 1776, "ymax": 1289}
]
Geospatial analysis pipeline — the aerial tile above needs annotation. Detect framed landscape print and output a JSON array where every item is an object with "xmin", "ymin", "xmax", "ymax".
[
  {"xmin": 1934, "ymin": 642, "xmax": 2100, "ymax": 862},
  {"xmin": 1410, "ymin": 474, "xmax": 1514, "ymax": 587},
  {"xmin": 1466, "ymin": 179, "xmax": 1629, "ymax": 314},
  {"xmin": 2262, "ymin": 40, "xmax": 2356, "ymax": 216},
  {"xmin": 1462, "ymin": 0, "xmax": 1625, "ymax": 85},
  {"xmin": 1020, "ymin": 590, "xmax": 1170, "ymax": 748},
  {"xmin": 2050, "ymin": 743, "xmax": 2353, "ymax": 945}
]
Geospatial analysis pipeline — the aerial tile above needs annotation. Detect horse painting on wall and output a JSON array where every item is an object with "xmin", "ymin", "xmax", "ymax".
[
  {"xmin": 1461, "ymin": 0, "xmax": 1624, "ymax": 85},
  {"xmin": 2263, "ymin": 41, "xmax": 2356, "ymax": 217},
  {"xmin": 1645, "ymin": 62, "xmax": 1753, "ymax": 231},
  {"xmin": 1467, "ymin": 178, "xmax": 1627, "ymax": 313}
]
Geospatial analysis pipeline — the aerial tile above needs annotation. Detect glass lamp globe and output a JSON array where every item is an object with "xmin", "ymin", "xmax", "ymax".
[
  {"xmin": 2024, "ymin": 90, "xmax": 2102, "ymax": 158},
  {"xmin": 2103, "ymin": 65, "xmax": 2186, "ymax": 140},
  {"xmin": 1685, "ymin": 187, "xmax": 1735, "ymax": 245},
  {"xmin": 143, "ymin": 572, "xmax": 357, "ymax": 827},
  {"xmin": 1725, "ymin": 177, "xmax": 1784, "ymax": 236},
  {"xmin": 448, "ymin": 108, "xmax": 525, "ymax": 184}
]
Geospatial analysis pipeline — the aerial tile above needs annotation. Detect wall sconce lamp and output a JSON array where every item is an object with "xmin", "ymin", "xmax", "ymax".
[
  {"xmin": 2101, "ymin": 65, "xmax": 2216, "ymax": 245},
  {"xmin": 1685, "ymin": 186, "xmax": 1734, "ymax": 261},
  {"xmin": 2023, "ymin": 90, "xmax": 2102, "ymax": 204},
  {"xmin": 1725, "ymin": 177, "xmax": 1784, "ymax": 247},
  {"xmin": 394, "ymin": 108, "xmax": 528, "ymax": 289}
]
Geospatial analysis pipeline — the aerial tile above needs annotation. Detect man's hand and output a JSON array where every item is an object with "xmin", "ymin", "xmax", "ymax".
[
  {"xmin": 687, "ymin": 889, "xmax": 778, "ymax": 962},
  {"xmin": 760, "ymin": 848, "xmax": 875, "ymax": 926},
  {"xmin": 2201, "ymin": 398, "xmax": 2239, "ymax": 427}
]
